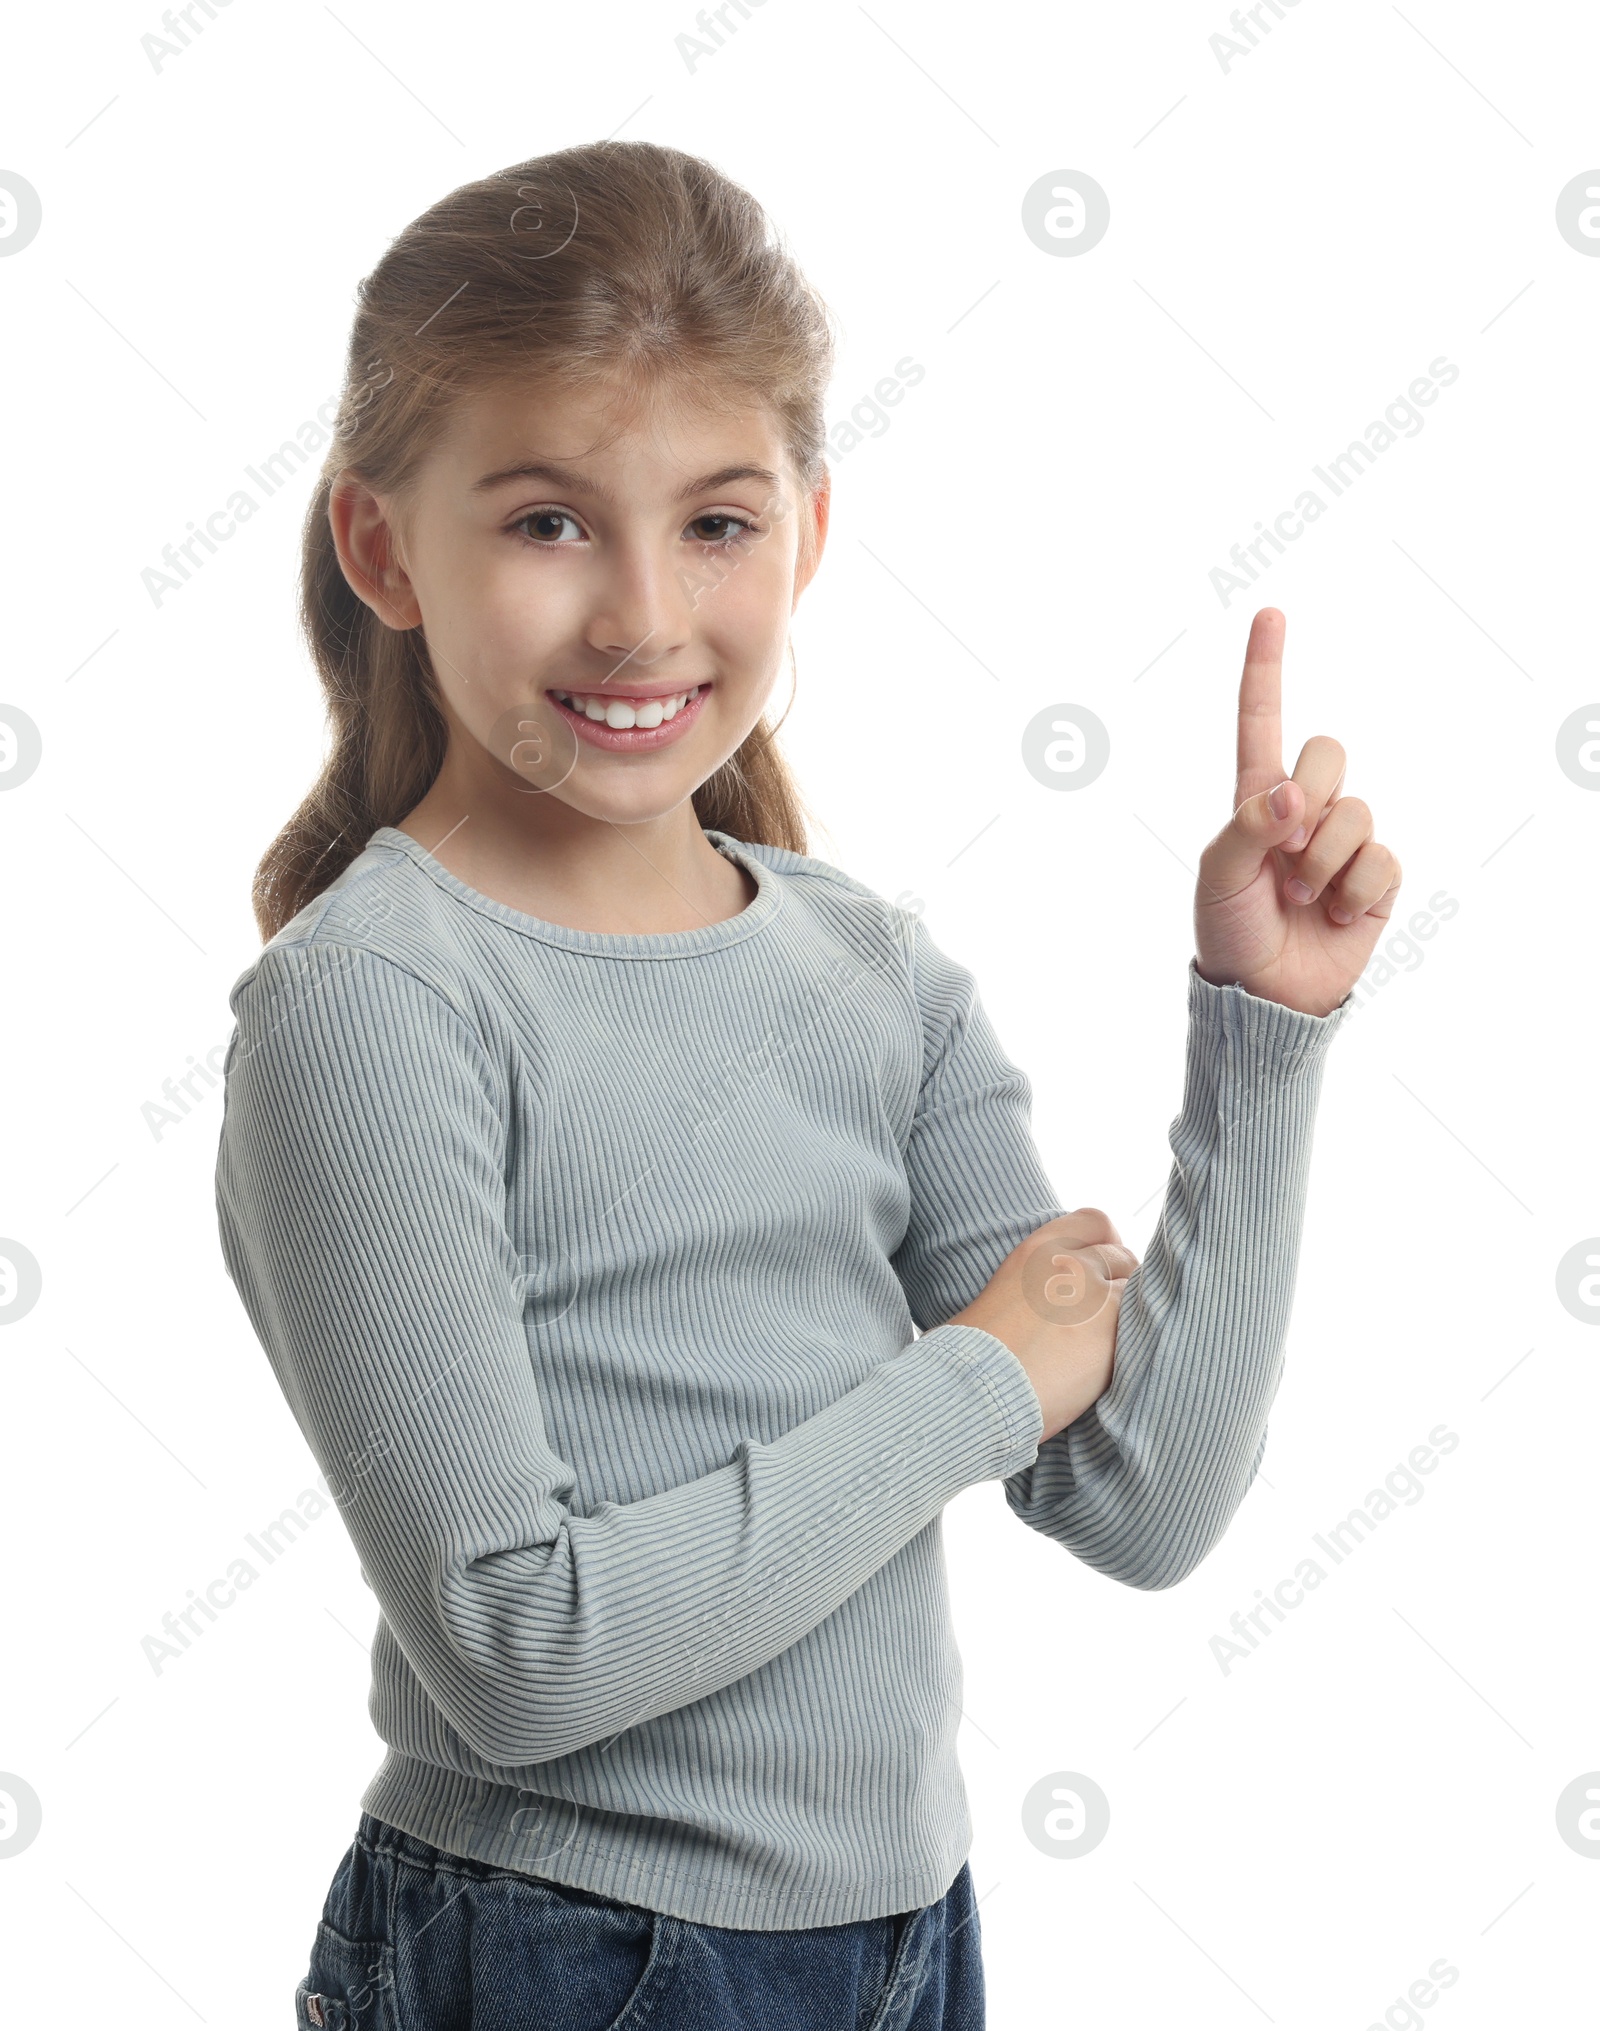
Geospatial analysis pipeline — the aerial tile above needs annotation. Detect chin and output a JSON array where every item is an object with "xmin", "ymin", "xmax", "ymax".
[{"xmin": 550, "ymin": 768, "xmax": 707, "ymax": 830}]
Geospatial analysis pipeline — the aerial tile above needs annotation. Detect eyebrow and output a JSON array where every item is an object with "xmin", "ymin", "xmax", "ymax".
[{"xmin": 470, "ymin": 459, "xmax": 784, "ymax": 503}]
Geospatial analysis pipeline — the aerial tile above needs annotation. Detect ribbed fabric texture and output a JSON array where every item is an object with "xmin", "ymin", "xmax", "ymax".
[{"xmin": 213, "ymin": 823, "xmax": 1349, "ymax": 1930}]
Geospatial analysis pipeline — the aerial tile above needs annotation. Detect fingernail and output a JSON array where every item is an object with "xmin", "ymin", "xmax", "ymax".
[
  {"xmin": 1328, "ymin": 905, "xmax": 1355, "ymax": 924},
  {"xmin": 1285, "ymin": 825, "xmax": 1308, "ymax": 850},
  {"xmin": 1286, "ymin": 878, "xmax": 1313, "ymax": 904},
  {"xmin": 1269, "ymin": 781, "xmax": 1292, "ymax": 819}
]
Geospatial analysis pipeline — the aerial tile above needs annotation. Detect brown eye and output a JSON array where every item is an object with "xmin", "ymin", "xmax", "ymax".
[
  {"xmin": 688, "ymin": 514, "xmax": 756, "ymax": 545},
  {"xmin": 515, "ymin": 510, "xmax": 582, "ymax": 544}
]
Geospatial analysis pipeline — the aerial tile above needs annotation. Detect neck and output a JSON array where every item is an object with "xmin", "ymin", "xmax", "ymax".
[{"xmin": 394, "ymin": 741, "xmax": 754, "ymax": 936}]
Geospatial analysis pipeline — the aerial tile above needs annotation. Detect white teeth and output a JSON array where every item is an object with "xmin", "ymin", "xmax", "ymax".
[{"xmin": 551, "ymin": 685, "xmax": 699, "ymax": 730}]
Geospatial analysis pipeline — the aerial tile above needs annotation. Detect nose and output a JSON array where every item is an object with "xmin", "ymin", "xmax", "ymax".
[{"xmin": 583, "ymin": 541, "xmax": 694, "ymax": 674}]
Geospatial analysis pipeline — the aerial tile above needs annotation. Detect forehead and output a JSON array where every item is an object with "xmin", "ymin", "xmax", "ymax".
[{"xmin": 438, "ymin": 375, "xmax": 789, "ymax": 482}]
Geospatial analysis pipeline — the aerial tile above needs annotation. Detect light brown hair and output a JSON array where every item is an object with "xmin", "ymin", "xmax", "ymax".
[{"xmin": 252, "ymin": 139, "xmax": 836, "ymax": 941}]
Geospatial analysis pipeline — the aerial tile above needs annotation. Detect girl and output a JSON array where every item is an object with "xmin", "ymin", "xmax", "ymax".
[{"xmin": 214, "ymin": 140, "xmax": 1399, "ymax": 2030}]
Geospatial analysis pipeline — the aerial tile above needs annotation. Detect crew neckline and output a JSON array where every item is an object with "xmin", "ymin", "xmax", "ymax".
[{"xmin": 365, "ymin": 824, "xmax": 783, "ymax": 958}]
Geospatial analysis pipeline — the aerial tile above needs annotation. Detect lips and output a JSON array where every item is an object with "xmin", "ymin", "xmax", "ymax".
[
  {"xmin": 548, "ymin": 684, "xmax": 703, "ymax": 730},
  {"xmin": 544, "ymin": 682, "xmax": 710, "ymax": 752}
]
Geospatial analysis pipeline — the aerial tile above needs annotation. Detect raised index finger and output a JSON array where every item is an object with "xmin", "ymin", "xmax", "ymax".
[{"xmin": 1236, "ymin": 606, "xmax": 1287, "ymax": 805}]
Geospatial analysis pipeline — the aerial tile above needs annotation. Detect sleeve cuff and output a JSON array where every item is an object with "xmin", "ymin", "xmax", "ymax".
[
  {"xmin": 916, "ymin": 1322, "xmax": 1044, "ymax": 1479},
  {"xmin": 1187, "ymin": 955, "xmax": 1353, "ymax": 1074}
]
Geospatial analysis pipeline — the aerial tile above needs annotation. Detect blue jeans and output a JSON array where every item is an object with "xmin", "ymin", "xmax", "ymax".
[{"xmin": 296, "ymin": 1812, "xmax": 986, "ymax": 2029}]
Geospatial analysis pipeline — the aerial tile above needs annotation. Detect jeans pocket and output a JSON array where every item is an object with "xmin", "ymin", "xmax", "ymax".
[
  {"xmin": 296, "ymin": 1920, "xmax": 397, "ymax": 2031},
  {"xmin": 865, "ymin": 1903, "xmax": 931, "ymax": 2031},
  {"xmin": 598, "ymin": 1907, "xmax": 672, "ymax": 2031},
  {"xmin": 481, "ymin": 1880, "xmax": 672, "ymax": 2031}
]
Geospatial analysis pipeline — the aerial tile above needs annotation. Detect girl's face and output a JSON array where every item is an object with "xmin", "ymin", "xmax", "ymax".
[{"xmin": 343, "ymin": 376, "xmax": 828, "ymax": 830}]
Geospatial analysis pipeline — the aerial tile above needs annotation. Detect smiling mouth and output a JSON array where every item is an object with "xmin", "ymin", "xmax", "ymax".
[{"xmin": 547, "ymin": 683, "xmax": 707, "ymax": 730}]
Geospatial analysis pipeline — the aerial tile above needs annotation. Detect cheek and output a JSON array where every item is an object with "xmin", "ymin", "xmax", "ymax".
[
  {"xmin": 422, "ymin": 545, "xmax": 570, "ymax": 688},
  {"xmin": 696, "ymin": 552, "xmax": 792, "ymax": 660}
]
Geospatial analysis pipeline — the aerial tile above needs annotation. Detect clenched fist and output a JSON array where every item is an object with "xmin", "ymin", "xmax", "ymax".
[{"xmin": 948, "ymin": 1207, "xmax": 1138, "ymax": 1443}]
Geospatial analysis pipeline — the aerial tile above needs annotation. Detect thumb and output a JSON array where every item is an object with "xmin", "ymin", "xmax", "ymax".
[{"xmin": 1199, "ymin": 777, "xmax": 1305, "ymax": 898}]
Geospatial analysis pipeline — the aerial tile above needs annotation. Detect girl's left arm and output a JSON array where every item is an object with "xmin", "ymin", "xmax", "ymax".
[
  {"xmin": 893, "ymin": 607, "xmax": 1400, "ymax": 1590},
  {"xmin": 892, "ymin": 932, "xmax": 1349, "ymax": 1591}
]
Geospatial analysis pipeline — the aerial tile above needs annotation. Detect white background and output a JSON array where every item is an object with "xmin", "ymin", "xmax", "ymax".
[{"xmin": 3, "ymin": 0, "xmax": 1597, "ymax": 2023}]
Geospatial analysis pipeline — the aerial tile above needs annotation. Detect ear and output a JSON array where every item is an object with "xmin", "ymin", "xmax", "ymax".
[
  {"xmin": 328, "ymin": 472, "xmax": 423, "ymax": 630},
  {"xmin": 793, "ymin": 468, "xmax": 831, "ymax": 605}
]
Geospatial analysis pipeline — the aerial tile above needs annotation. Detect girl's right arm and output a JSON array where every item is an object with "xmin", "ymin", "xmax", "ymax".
[{"xmin": 214, "ymin": 939, "xmax": 1044, "ymax": 1769}]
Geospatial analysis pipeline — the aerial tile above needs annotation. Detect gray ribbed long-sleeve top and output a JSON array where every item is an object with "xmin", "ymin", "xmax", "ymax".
[{"xmin": 213, "ymin": 822, "xmax": 1349, "ymax": 1930}]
